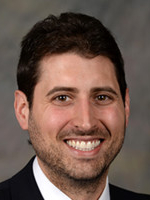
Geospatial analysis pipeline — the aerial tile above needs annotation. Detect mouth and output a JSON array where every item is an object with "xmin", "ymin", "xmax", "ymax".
[{"xmin": 65, "ymin": 139, "xmax": 103, "ymax": 152}]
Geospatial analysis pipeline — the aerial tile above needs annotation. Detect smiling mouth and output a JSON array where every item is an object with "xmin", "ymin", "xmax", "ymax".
[{"xmin": 65, "ymin": 139, "xmax": 102, "ymax": 151}]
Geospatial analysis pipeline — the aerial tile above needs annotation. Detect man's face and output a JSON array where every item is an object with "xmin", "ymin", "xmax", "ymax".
[{"xmin": 18, "ymin": 53, "xmax": 130, "ymax": 181}]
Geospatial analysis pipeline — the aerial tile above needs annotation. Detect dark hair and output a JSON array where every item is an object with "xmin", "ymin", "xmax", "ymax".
[{"xmin": 17, "ymin": 12, "xmax": 127, "ymax": 108}]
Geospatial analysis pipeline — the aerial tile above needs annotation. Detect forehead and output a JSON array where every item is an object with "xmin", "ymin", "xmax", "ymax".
[{"xmin": 38, "ymin": 53, "xmax": 120, "ymax": 91}]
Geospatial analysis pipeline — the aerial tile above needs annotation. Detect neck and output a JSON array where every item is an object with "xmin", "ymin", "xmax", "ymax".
[
  {"xmin": 38, "ymin": 158, "xmax": 108, "ymax": 200},
  {"xmin": 60, "ymin": 174, "xmax": 108, "ymax": 200}
]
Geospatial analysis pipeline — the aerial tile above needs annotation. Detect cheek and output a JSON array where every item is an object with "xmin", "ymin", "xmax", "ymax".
[
  {"xmin": 98, "ymin": 105, "xmax": 125, "ymax": 134},
  {"xmin": 40, "ymin": 107, "xmax": 72, "ymax": 136}
]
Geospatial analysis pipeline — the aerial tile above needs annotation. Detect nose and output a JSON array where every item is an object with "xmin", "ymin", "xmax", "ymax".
[{"xmin": 72, "ymin": 98, "xmax": 97, "ymax": 131}]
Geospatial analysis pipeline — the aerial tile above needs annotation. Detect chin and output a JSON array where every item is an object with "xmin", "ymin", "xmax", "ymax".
[{"xmin": 66, "ymin": 164, "xmax": 108, "ymax": 183}]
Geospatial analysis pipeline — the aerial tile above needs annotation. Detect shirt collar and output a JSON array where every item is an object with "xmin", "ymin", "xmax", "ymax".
[{"xmin": 33, "ymin": 157, "xmax": 110, "ymax": 200}]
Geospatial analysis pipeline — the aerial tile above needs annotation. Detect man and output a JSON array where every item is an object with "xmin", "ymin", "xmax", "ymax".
[{"xmin": 0, "ymin": 12, "xmax": 149, "ymax": 200}]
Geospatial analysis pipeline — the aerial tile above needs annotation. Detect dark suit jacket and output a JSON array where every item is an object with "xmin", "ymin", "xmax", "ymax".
[{"xmin": 0, "ymin": 157, "xmax": 150, "ymax": 200}]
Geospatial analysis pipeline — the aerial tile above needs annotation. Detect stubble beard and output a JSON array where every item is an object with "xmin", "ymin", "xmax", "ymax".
[{"xmin": 28, "ymin": 114, "xmax": 125, "ymax": 192}]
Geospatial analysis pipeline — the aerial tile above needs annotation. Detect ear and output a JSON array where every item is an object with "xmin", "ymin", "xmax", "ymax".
[
  {"xmin": 14, "ymin": 90, "xmax": 29, "ymax": 130},
  {"xmin": 124, "ymin": 88, "xmax": 130, "ymax": 127}
]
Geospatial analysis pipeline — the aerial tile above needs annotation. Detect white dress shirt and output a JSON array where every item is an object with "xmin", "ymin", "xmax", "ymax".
[{"xmin": 33, "ymin": 157, "xmax": 110, "ymax": 200}]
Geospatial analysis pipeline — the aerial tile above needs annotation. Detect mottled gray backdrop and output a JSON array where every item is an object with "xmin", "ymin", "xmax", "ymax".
[{"xmin": 0, "ymin": 0, "xmax": 150, "ymax": 194}]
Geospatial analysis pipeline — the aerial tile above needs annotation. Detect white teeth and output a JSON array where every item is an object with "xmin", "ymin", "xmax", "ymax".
[{"xmin": 66, "ymin": 140, "xmax": 101, "ymax": 151}]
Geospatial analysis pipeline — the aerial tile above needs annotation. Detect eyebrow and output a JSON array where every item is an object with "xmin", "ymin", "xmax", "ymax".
[
  {"xmin": 46, "ymin": 86, "xmax": 79, "ymax": 96},
  {"xmin": 46, "ymin": 86, "xmax": 118, "ymax": 97},
  {"xmin": 90, "ymin": 87, "xmax": 118, "ymax": 96}
]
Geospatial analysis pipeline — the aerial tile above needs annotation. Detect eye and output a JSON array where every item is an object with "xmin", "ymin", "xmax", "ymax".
[
  {"xmin": 55, "ymin": 95, "xmax": 70, "ymax": 102},
  {"xmin": 95, "ymin": 94, "xmax": 113, "ymax": 105},
  {"xmin": 96, "ymin": 95, "xmax": 109, "ymax": 101},
  {"xmin": 51, "ymin": 94, "xmax": 73, "ymax": 106}
]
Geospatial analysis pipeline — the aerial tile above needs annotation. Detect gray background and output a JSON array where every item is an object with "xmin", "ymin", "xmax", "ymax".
[{"xmin": 0, "ymin": 0, "xmax": 150, "ymax": 194}]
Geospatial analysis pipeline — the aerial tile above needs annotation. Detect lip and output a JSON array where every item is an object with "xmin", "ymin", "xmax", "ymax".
[{"xmin": 64, "ymin": 137, "xmax": 104, "ymax": 158}]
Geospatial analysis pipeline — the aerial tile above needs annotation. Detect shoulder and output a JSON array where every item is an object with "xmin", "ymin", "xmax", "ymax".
[
  {"xmin": 0, "ymin": 157, "xmax": 35, "ymax": 200},
  {"xmin": 110, "ymin": 184, "xmax": 150, "ymax": 200},
  {"xmin": 0, "ymin": 179, "xmax": 12, "ymax": 199}
]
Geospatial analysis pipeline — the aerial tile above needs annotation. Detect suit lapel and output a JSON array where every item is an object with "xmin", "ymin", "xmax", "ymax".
[{"xmin": 10, "ymin": 157, "xmax": 44, "ymax": 200}]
